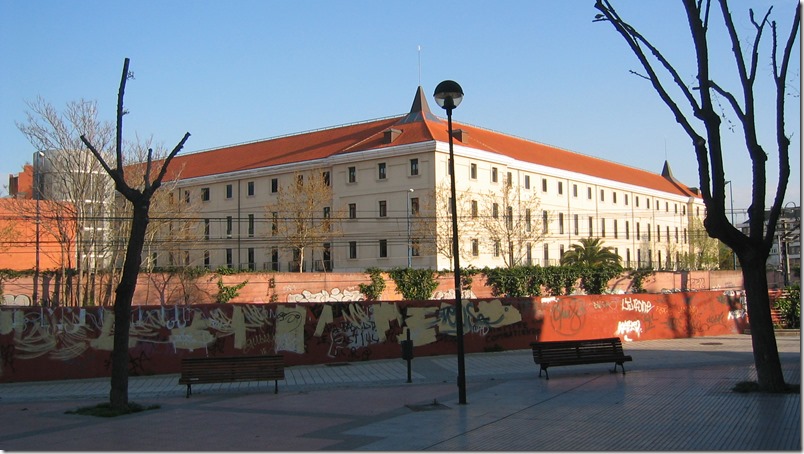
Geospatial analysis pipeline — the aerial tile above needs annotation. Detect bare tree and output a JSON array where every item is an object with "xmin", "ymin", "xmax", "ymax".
[
  {"xmin": 80, "ymin": 58, "xmax": 190, "ymax": 410},
  {"xmin": 17, "ymin": 98, "xmax": 115, "ymax": 306},
  {"xmin": 266, "ymin": 169, "xmax": 341, "ymax": 272},
  {"xmin": 473, "ymin": 180, "xmax": 544, "ymax": 268},
  {"xmin": 410, "ymin": 180, "xmax": 475, "ymax": 266},
  {"xmin": 595, "ymin": 0, "xmax": 799, "ymax": 391}
]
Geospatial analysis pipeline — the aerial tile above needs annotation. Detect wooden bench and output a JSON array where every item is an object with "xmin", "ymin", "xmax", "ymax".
[
  {"xmin": 530, "ymin": 337, "xmax": 632, "ymax": 380},
  {"xmin": 179, "ymin": 355, "xmax": 285, "ymax": 398}
]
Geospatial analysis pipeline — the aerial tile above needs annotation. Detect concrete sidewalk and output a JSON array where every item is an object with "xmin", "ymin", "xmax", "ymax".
[{"xmin": 0, "ymin": 334, "xmax": 800, "ymax": 451}]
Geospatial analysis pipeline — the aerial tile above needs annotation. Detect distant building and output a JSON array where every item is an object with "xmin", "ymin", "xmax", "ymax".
[
  {"xmin": 147, "ymin": 86, "xmax": 705, "ymax": 272},
  {"xmin": 738, "ymin": 206, "xmax": 801, "ymax": 286}
]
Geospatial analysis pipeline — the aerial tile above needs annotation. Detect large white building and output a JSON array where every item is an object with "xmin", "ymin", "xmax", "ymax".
[{"xmin": 156, "ymin": 87, "xmax": 706, "ymax": 273}]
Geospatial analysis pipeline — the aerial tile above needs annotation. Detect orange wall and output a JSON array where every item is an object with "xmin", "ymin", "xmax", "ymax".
[
  {"xmin": 0, "ymin": 291, "xmax": 748, "ymax": 382},
  {"xmin": 0, "ymin": 199, "xmax": 72, "ymax": 272}
]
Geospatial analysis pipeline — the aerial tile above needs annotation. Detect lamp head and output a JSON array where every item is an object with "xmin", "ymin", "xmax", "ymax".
[{"xmin": 433, "ymin": 80, "xmax": 463, "ymax": 110}]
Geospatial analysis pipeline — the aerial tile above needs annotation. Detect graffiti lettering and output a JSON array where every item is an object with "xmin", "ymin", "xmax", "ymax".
[
  {"xmin": 621, "ymin": 297, "xmax": 653, "ymax": 314},
  {"xmin": 549, "ymin": 299, "xmax": 585, "ymax": 336},
  {"xmin": 616, "ymin": 320, "xmax": 642, "ymax": 341}
]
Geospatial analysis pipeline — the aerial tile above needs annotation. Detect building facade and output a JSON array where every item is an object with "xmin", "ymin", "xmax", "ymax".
[{"xmin": 153, "ymin": 87, "xmax": 706, "ymax": 273}]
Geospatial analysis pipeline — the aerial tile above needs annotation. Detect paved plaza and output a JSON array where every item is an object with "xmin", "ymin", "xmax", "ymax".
[{"xmin": 0, "ymin": 334, "xmax": 800, "ymax": 451}]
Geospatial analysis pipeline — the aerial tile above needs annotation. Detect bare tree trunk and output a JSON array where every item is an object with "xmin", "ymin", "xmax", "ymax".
[
  {"xmin": 109, "ymin": 200, "xmax": 149, "ymax": 407},
  {"xmin": 740, "ymin": 252, "xmax": 786, "ymax": 391}
]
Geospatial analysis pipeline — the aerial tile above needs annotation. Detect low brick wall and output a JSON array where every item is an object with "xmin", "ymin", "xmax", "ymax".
[{"xmin": 0, "ymin": 290, "xmax": 747, "ymax": 382}]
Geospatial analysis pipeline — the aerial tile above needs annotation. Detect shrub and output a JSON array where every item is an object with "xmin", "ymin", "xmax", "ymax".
[
  {"xmin": 358, "ymin": 267, "xmax": 386, "ymax": 301},
  {"xmin": 388, "ymin": 268, "xmax": 438, "ymax": 300}
]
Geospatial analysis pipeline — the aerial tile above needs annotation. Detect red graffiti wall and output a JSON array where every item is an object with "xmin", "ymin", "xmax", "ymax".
[{"xmin": 0, "ymin": 291, "xmax": 748, "ymax": 383}]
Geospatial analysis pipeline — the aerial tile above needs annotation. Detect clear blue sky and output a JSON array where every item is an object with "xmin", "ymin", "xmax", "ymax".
[{"xmin": 1, "ymin": 0, "xmax": 799, "ymax": 219}]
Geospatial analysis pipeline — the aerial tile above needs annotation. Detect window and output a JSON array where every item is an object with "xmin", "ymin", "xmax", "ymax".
[
  {"xmin": 201, "ymin": 187, "xmax": 210, "ymax": 201},
  {"xmin": 506, "ymin": 172, "xmax": 512, "ymax": 187},
  {"xmin": 492, "ymin": 203, "xmax": 499, "ymax": 219},
  {"xmin": 378, "ymin": 162, "xmax": 387, "ymax": 180},
  {"xmin": 647, "ymin": 223, "xmax": 652, "ymax": 241},
  {"xmin": 613, "ymin": 219, "xmax": 618, "ymax": 239},
  {"xmin": 491, "ymin": 167, "xmax": 498, "ymax": 183},
  {"xmin": 588, "ymin": 217, "xmax": 594, "ymax": 237},
  {"xmin": 625, "ymin": 194, "xmax": 629, "ymax": 205},
  {"xmin": 526, "ymin": 243, "xmax": 532, "ymax": 265},
  {"xmin": 525, "ymin": 209, "xmax": 532, "ymax": 232},
  {"xmin": 541, "ymin": 178, "xmax": 547, "ymax": 192},
  {"xmin": 204, "ymin": 219, "xmax": 210, "ymax": 240},
  {"xmin": 657, "ymin": 225, "xmax": 661, "ymax": 241},
  {"xmin": 544, "ymin": 244, "xmax": 549, "ymax": 262},
  {"xmin": 349, "ymin": 203, "xmax": 357, "ymax": 219},
  {"xmin": 656, "ymin": 200, "xmax": 660, "ymax": 210},
  {"xmin": 559, "ymin": 213, "xmax": 564, "ymax": 234},
  {"xmin": 574, "ymin": 214, "xmax": 579, "ymax": 235},
  {"xmin": 248, "ymin": 214, "xmax": 254, "ymax": 237},
  {"xmin": 665, "ymin": 202, "xmax": 669, "ymax": 212},
  {"xmin": 184, "ymin": 190, "xmax": 190, "ymax": 204},
  {"xmin": 378, "ymin": 200, "xmax": 387, "ymax": 217},
  {"xmin": 270, "ymin": 248, "xmax": 279, "ymax": 271},
  {"xmin": 323, "ymin": 206, "xmax": 331, "ymax": 231},
  {"xmin": 296, "ymin": 174, "xmax": 304, "ymax": 187},
  {"xmin": 271, "ymin": 178, "xmax": 278, "ymax": 193},
  {"xmin": 667, "ymin": 226, "xmax": 671, "ymax": 243},
  {"xmin": 636, "ymin": 222, "xmax": 641, "ymax": 240},
  {"xmin": 226, "ymin": 184, "xmax": 233, "ymax": 199},
  {"xmin": 558, "ymin": 181, "xmax": 563, "ymax": 195},
  {"xmin": 600, "ymin": 189, "xmax": 605, "ymax": 202},
  {"xmin": 411, "ymin": 239, "xmax": 420, "ymax": 256},
  {"xmin": 409, "ymin": 158, "xmax": 419, "ymax": 176},
  {"xmin": 471, "ymin": 200, "xmax": 478, "ymax": 218},
  {"xmin": 247, "ymin": 181, "xmax": 255, "ymax": 196},
  {"xmin": 203, "ymin": 251, "xmax": 210, "ymax": 268},
  {"xmin": 543, "ymin": 211, "xmax": 549, "ymax": 233},
  {"xmin": 625, "ymin": 221, "xmax": 630, "ymax": 239},
  {"xmin": 323, "ymin": 171, "xmax": 331, "ymax": 186},
  {"xmin": 470, "ymin": 163, "xmax": 477, "ymax": 179},
  {"xmin": 506, "ymin": 206, "xmax": 513, "ymax": 229},
  {"xmin": 349, "ymin": 241, "xmax": 357, "ymax": 259},
  {"xmin": 587, "ymin": 187, "xmax": 592, "ymax": 199},
  {"xmin": 379, "ymin": 239, "xmax": 388, "ymax": 258},
  {"xmin": 247, "ymin": 248, "xmax": 255, "ymax": 271},
  {"xmin": 613, "ymin": 192, "xmax": 617, "ymax": 204},
  {"xmin": 573, "ymin": 184, "xmax": 578, "ymax": 198},
  {"xmin": 226, "ymin": 216, "xmax": 233, "ymax": 237},
  {"xmin": 674, "ymin": 227, "xmax": 679, "ymax": 242},
  {"xmin": 493, "ymin": 240, "xmax": 501, "ymax": 257},
  {"xmin": 636, "ymin": 196, "xmax": 640, "ymax": 207},
  {"xmin": 271, "ymin": 212, "xmax": 278, "ymax": 235},
  {"xmin": 524, "ymin": 175, "xmax": 530, "ymax": 189},
  {"xmin": 226, "ymin": 248, "xmax": 233, "ymax": 268},
  {"xmin": 410, "ymin": 197, "xmax": 419, "ymax": 215},
  {"xmin": 471, "ymin": 239, "xmax": 479, "ymax": 256},
  {"xmin": 348, "ymin": 166, "xmax": 357, "ymax": 183},
  {"xmin": 601, "ymin": 218, "xmax": 606, "ymax": 237}
]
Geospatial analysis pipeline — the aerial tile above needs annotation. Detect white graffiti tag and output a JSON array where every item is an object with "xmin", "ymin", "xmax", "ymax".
[{"xmin": 616, "ymin": 320, "xmax": 642, "ymax": 342}]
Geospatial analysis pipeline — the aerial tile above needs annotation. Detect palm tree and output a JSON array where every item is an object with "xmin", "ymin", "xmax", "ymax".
[{"xmin": 560, "ymin": 238, "xmax": 621, "ymax": 267}]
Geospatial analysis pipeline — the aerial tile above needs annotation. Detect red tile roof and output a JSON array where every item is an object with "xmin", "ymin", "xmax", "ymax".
[{"xmin": 163, "ymin": 86, "xmax": 699, "ymax": 199}]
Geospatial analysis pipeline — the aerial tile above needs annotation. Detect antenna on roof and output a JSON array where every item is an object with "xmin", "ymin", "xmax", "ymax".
[{"xmin": 417, "ymin": 45, "xmax": 422, "ymax": 85}]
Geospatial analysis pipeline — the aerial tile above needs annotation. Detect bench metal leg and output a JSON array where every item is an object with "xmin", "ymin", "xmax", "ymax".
[
  {"xmin": 540, "ymin": 366, "xmax": 549, "ymax": 380},
  {"xmin": 186, "ymin": 384, "xmax": 192, "ymax": 398},
  {"xmin": 274, "ymin": 380, "xmax": 278, "ymax": 394},
  {"xmin": 611, "ymin": 362, "xmax": 626, "ymax": 376}
]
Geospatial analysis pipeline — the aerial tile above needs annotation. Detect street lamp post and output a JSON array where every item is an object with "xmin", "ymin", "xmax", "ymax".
[
  {"xmin": 33, "ymin": 151, "xmax": 44, "ymax": 306},
  {"xmin": 433, "ymin": 80, "xmax": 467, "ymax": 405},
  {"xmin": 406, "ymin": 188, "xmax": 414, "ymax": 268},
  {"xmin": 725, "ymin": 180, "xmax": 736, "ymax": 270}
]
